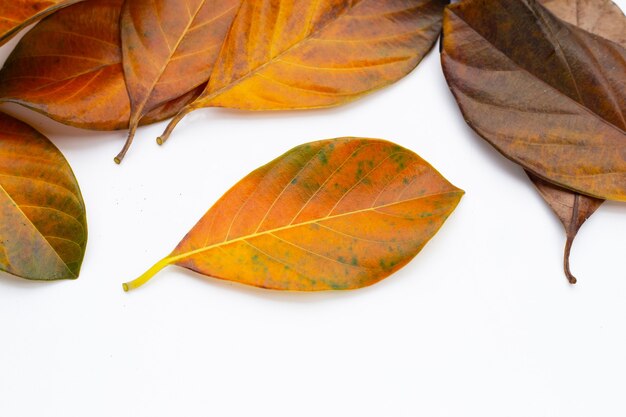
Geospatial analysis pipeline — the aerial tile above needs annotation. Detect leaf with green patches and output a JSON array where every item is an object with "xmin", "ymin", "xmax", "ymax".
[
  {"xmin": 123, "ymin": 138, "xmax": 463, "ymax": 292},
  {"xmin": 0, "ymin": 112, "xmax": 87, "ymax": 281}
]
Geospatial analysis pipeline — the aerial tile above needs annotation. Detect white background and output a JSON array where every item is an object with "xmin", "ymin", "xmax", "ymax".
[{"xmin": 1, "ymin": 3, "xmax": 626, "ymax": 415}]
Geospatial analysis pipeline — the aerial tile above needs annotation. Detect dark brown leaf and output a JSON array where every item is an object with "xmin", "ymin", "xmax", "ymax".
[
  {"xmin": 529, "ymin": 0, "xmax": 625, "ymax": 283},
  {"xmin": 441, "ymin": 0, "xmax": 626, "ymax": 201}
]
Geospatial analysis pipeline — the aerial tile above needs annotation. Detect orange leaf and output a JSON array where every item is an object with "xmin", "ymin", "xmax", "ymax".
[
  {"xmin": 0, "ymin": 0, "xmax": 202, "ymax": 131},
  {"xmin": 0, "ymin": 112, "xmax": 87, "ymax": 281},
  {"xmin": 0, "ymin": 0, "xmax": 83, "ymax": 46},
  {"xmin": 123, "ymin": 138, "xmax": 463, "ymax": 292},
  {"xmin": 158, "ymin": 0, "xmax": 448, "ymax": 144},
  {"xmin": 117, "ymin": 0, "xmax": 241, "ymax": 162}
]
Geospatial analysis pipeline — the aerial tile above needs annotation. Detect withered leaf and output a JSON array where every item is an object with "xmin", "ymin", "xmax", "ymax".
[
  {"xmin": 158, "ymin": 0, "xmax": 448, "ymax": 144},
  {"xmin": 0, "ymin": 0, "xmax": 201, "ymax": 131},
  {"xmin": 441, "ymin": 0, "xmax": 626, "ymax": 201},
  {"xmin": 0, "ymin": 112, "xmax": 87, "ymax": 281},
  {"xmin": 117, "ymin": 0, "xmax": 241, "ymax": 163},
  {"xmin": 442, "ymin": 0, "xmax": 626, "ymax": 283},
  {"xmin": 0, "ymin": 0, "xmax": 83, "ymax": 46},
  {"xmin": 528, "ymin": 173, "xmax": 603, "ymax": 283},
  {"xmin": 123, "ymin": 138, "xmax": 463, "ymax": 292},
  {"xmin": 528, "ymin": 0, "xmax": 626, "ymax": 283},
  {"xmin": 541, "ymin": 0, "xmax": 626, "ymax": 46}
]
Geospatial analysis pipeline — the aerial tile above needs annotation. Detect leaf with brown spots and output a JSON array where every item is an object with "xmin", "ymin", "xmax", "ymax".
[
  {"xmin": 116, "ymin": 0, "xmax": 241, "ymax": 163},
  {"xmin": 0, "ymin": 112, "xmax": 87, "ymax": 281},
  {"xmin": 157, "ymin": 0, "xmax": 448, "ymax": 145},
  {"xmin": 441, "ymin": 0, "xmax": 626, "ymax": 283},
  {"xmin": 0, "ymin": 0, "xmax": 83, "ymax": 46},
  {"xmin": 123, "ymin": 138, "xmax": 463, "ymax": 292},
  {"xmin": 0, "ymin": 0, "xmax": 203, "ymax": 132},
  {"xmin": 526, "ymin": 0, "xmax": 626, "ymax": 283}
]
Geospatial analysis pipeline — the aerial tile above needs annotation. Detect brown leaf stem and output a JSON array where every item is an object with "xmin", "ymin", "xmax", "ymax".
[
  {"xmin": 114, "ymin": 123, "xmax": 137, "ymax": 164},
  {"xmin": 563, "ymin": 194, "xmax": 580, "ymax": 284},
  {"xmin": 157, "ymin": 106, "xmax": 196, "ymax": 145}
]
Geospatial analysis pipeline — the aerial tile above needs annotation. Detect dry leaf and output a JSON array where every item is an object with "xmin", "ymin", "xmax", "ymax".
[
  {"xmin": 541, "ymin": 0, "xmax": 626, "ymax": 45},
  {"xmin": 123, "ymin": 138, "xmax": 463, "ymax": 292},
  {"xmin": 442, "ymin": 0, "xmax": 626, "ymax": 283},
  {"xmin": 528, "ymin": 173, "xmax": 603, "ymax": 283},
  {"xmin": 0, "ymin": 0, "xmax": 201, "ymax": 131},
  {"xmin": 441, "ymin": 0, "xmax": 626, "ymax": 201},
  {"xmin": 0, "ymin": 0, "xmax": 83, "ymax": 46},
  {"xmin": 157, "ymin": 0, "xmax": 448, "ymax": 144},
  {"xmin": 527, "ymin": 0, "xmax": 626, "ymax": 283},
  {"xmin": 0, "ymin": 112, "xmax": 87, "ymax": 280},
  {"xmin": 117, "ymin": 0, "xmax": 241, "ymax": 162}
]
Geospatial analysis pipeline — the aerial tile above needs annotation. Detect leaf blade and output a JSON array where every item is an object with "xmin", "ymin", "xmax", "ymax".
[
  {"xmin": 117, "ymin": 0, "xmax": 241, "ymax": 161},
  {"xmin": 0, "ymin": 0, "xmax": 204, "ymax": 132},
  {"xmin": 159, "ymin": 0, "xmax": 448, "ymax": 142},
  {"xmin": 528, "ymin": 0, "xmax": 626, "ymax": 283},
  {"xmin": 124, "ymin": 138, "xmax": 463, "ymax": 291},
  {"xmin": 0, "ymin": 112, "xmax": 87, "ymax": 281},
  {"xmin": 441, "ymin": 0, "xmax": 626, "ymax": 201},
  {"xmin": 0, "ymin": 0, "xmax": 84, "ymax": 46}
]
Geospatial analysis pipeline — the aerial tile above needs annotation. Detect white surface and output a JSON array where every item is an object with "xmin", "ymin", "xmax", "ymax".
[{"xmin": 1, "ymin": 6, "xmax": 626, "ymax": 416}]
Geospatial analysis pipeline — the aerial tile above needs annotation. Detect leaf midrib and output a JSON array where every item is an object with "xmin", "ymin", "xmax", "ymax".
[
  {"xmin": 166, "ymin": 189, "xmax": 462, "ymax": 265},
  {"xmin": 0, "ymin": 0, "xmax": 84, "ymax": 44},
  {"xmin": 127, "ymin": 0, "xmax": 208, "ymax": 122},
  {"xmin": 198, "ymin": 0, "xmax": 369, "ymax": 105},
  {"xmin": 0, "ymin": 183, "xmax": 75, "ymax": 278}
]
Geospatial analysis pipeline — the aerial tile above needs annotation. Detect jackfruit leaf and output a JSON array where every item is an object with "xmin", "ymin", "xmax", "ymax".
[
  {"xmin": 527, "ymin": 0, "xmax": 626, "ymax": 283},
  {"xmin": 0, "ymin": 112, "xmax": 87, "ymax": 281},
  {"xmin": 0, "ymin": 0, "xmax": 83, "ymax": 46},
  {"xmin": 123, "ymin": 138, "xmax": 463, "ymax": 292},
  {"xmin": 157, "ymin": 0, "xmax": 448, "ymax": 145},
  {"xmin": 0, "ymin": 0, "xmax": 202, "ymax": 133},
  {"xmin": 442, "ymin": 0, "xmax": 626, "ymax": 283},
  {"xmin": 117, "ymin": 0, "xmax": 241, "ymax": 162}
]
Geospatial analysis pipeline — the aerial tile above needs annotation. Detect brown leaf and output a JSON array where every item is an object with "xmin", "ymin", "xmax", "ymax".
[
  {"xmin": 0, "ymin": 0, "xmax": 201, "ymax": 131},
  {"xmin": 541, "ymin": 0, "xmax": 626, "ymax": 46},
  {"xmin": 0, "ymin": 112, "xmax": 87, "ymax": 281},
  {"xmin": 442, "ymin": 0, "xmax": 626, "ymax": 283},
  {"xmin": 441, "ymin": 0, "xmax": 626, "ymax": 201},
  {"xmin": 123, "ymin": 138, "xmax": 463, "ymax": 292},
  {"xmin": 157, "ymin": 0, "xmax": 448, "ymax": 145},
  {"xmin": 0, "ymin": 0, "xmax": 83, "ymax": 46},
  {"xmin": 528, "ymin": 0, "xmax": 626, "ymax": 283},
  {"xmin": 116, "ymin": 0, "xmax": 241, "ymax": 162},
  {"xmin": 528, "ymin": 173, "xmax": 603, "ymax": 283}
]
